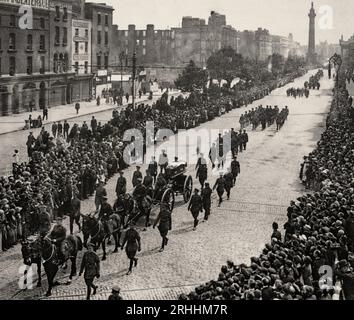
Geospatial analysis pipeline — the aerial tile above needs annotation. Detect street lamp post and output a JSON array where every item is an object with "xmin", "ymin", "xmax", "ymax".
[{"xmin": 131, "ymin": 52, "xmax": 137, "ymax": 128}]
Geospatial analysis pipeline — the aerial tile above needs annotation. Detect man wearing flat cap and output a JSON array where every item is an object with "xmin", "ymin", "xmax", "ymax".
[
  {"xmin": 335, "ymin": 259, "xmax": 354, "ymax": 300},
  {"xmin": 108, "ymin": 285, "xmax": 123, "ymax": 300}
]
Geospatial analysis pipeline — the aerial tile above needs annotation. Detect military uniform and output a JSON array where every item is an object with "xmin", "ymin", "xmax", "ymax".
[
  {"xmin": 224, "ymin": 172, "xmax": 234, "ymax": 199},
  {"xmin": 132, "ymin": 170, "xmax": 143, "ymax": 188},
  {"xmin": 231, "ymin": 159, "xmax": 241, "ymax": 185},
  {"xmin": 49, "ymin": 223, "xmax": 67, "ymax": 263},
  {"xmin": 115, "ymin": 176, "xmax": 127, "ymax": 197},
  {"xmin": 154, "ymin": 206, "xmax": 172, "ymax": 251},
  {"xmin": 122, "ymin": 227, "xmax": 141, "ymax": 274},
  {"xmin": 38, "ymin": 208, "xmax": 51, "ymax": 236},
  {"xmin": 148, "ymin": 160, "xmax": 158, "ymax": 183},
  {"xmin": 99, "ymin": 201, "xmax": 113, "ymax": 233},
  {"xmin": 213, "ymin": 176, "xmax": 225, "ymax": 206},
  {"xmin": 79, "ymin": 249, "xmax": 100, "ymax": 300},
  {"xmin": 201, "ymin": 186, "xmax": 212, "ymax": 221},
  {"xmin": 188, "ymin": 193, "xmax": 203, "ymax": 229},
  {"xmin": 196, "ymin": 164, "xmax": 208, "ymax": 189}
]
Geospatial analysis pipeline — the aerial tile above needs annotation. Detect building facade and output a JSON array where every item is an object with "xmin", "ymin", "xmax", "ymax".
[
  {"xmin": 0, "ymin": 0, "xmax": 75, "ymax": 116},
  {"xmin": 255, "ymin": 28, "xmax": 272, "ymax": 61},
  {"xmin": 84, "ymin": 2, "xmax": 114, "ymax": 97},
  {"xmin": 71, "ymin": 18, "xmax": 92, "ymax": 102}
]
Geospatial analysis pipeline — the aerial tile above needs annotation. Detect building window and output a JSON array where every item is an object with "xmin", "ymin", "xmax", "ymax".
[
  {"xmin": 27, "ymin": 34, "xmax": 33, "ymax": 51},
  {"xmin": 104, "ymin": 55, "xmax": 108, "ymax": 69},
  {"xmin": 9, "ymin": 56, "xmax": 16, "ymax": 75},
  {"xmin": 63, "ymin": 7, "xmax": 68, "ymax": 21},
  {"xmin": 142, "ymin": 30, "xmax": 146, "ymax": 37},
  {"xmin": 136, "ymin": 39, "xmax": 139, "ymax": 45},
  {"xmin": 40, "ymin": 17, "xmax": 45, "ymax": 29},
  {"xmin": 84, "ymin": 61, "xmax": 88, "ymax": 74},
  {"xmin": 53, "ymin": 54, "xmax": 58, "ymax": 73},
  {"xmin": 9, "ymin": 33, "xmax": 16, "ymax": 50},
  {"xmin": 74, "ymin": 62, "xmax": 79, "ymax": 74},
  {"xmin": 124, "ymin": 31, "xmax": 128, "ymax": 37},
  {"xmin": 97, "ymin": 31, "xmax": 101, "ymax": 44},
  {"xmin": 85, "ymin": 29, "xmax": 88, "ymax": 37},
  {"xmin": 97, "ymin": 13, "xmax": 101, "ymax": 25},
  {"xmin": 85, "ymin": 42, "xmax": 88, "ymax": 53},
  {"xmin": 10, "ymin": 14, "xmax": 15, "ymax": 27},
  {"xmin": 105, "ymin": 14, "xmax": 108, "ymax": 26},
  {"xmin": 97, "ymin": 55, "xmax": 101, "ymax": 69},
  {"xmin": 55, "ymin": 26, "xmax": 60, "ymax": 45},
  {"xmin": 27, "ymin": 56, "xmax": 33, "ymax": 74},
  {"xmin": 104, "ymin": 31, "xmax": 108, "ymax": 45},
  {"xmin": 143, "ymin": 48, "xmax": 146, "ymax": 55},
  {"xmin": 63, "ymin": 27, "xmax": 67, "ymax": 45},
  {"xmin": 40, "ymin": 56, "xmax": 45, "ymax": 74},
  {"xmin": 143, "ymin": 39, "xmax": 146, "ymax": 46},
  {"xmin": 55, "ymin": 6, "xmax": 60, "ymax": 20},
  {"xmin": 75, "ymin": 28, "xmax": 79, "ymax": 37},
  {"xmin": 39, "ymin": 35, "xmax": 45, "ymax": 50},
  {"xmin": 74, "ymin": 42, "xmax": 79, "ymax": 54}
]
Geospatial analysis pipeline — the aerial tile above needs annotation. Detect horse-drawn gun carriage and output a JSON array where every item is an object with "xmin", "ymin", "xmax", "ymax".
[{"xmin": 117, "ymin": 160, "xmax": 193, "ymax": 228}]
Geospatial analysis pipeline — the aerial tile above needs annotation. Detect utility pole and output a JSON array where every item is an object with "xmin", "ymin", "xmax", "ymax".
[
  {"xmin": 131, "ymin": 52, "xmax": 137, "ymax": 127},
  {"xmin": 119, "ymin": 51, "xmax": 125, "ymax": 98}
]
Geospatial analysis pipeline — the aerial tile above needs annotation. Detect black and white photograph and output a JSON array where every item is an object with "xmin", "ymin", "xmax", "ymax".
[{"xmin": 0, "ymin": 0, "xmax": 354, "ymax": 306}]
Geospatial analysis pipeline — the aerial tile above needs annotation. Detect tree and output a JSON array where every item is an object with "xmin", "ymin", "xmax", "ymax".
[
  {"xmin": 175, "ymin": 60, "xmax": 208, "ymax": 92},
  {"xmin": 207, "ymin": 47, "xmax": 244, "ymax": 87}
]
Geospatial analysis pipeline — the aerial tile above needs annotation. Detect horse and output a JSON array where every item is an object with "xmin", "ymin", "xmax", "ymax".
[
  {"xmin": 21, "ymin": 238, "xmax": 43, "ymax": 288},
  {"xmin": 21, "ymin": 234, "xmax": 82, "ymax": 296},
  {"xmin": 81, "ymin": 213, "xmax": 122, "ymax": 261}
]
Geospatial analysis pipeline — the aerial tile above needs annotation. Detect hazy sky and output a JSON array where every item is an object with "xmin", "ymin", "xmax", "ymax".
[{"xmin": 92, "ymin": 0, "xmax": 354, "ymax": 45}]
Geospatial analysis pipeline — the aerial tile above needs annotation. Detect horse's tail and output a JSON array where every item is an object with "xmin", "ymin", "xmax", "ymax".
[{"xmin": 76, "ymin": 235, "xmax": 83, "ymax": 251}]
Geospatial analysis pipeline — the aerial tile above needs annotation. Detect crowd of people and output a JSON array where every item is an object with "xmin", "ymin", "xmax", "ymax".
[
  {"xmin": 181, "ymin": 75, "xmax": 354, "ymax": 300},
  {"xmin": 305, "ymin": 69, "xmax": 324, "ymax": 90}
]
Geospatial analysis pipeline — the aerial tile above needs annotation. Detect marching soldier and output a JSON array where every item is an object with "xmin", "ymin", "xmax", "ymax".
[
  {"xmin": 132, "ymin": 166, "xmax": 143, "ymax": 188},
  {"xmin": 148, "ymin": 156, "xmax": 158, "ymax": 183},
  {"xmin": 201, "ymin": 182, "xmax": 212, "ymax": 221},
  {"xmin": 95, "ymin": 180, "xmax": 107, "ymax": 211},
  {"xmin": 121, "ymin": 223, "xmax": 141, "ymax": 275},
  {"xmin": 241, "ymin": 130, "xmax": 249, "ymax": 151},
  {"xmin": 115, "ymin": 171, "xmax": 127, "ymax": 198},
  {"xmin": 79, "ymin": 243, "xmax": 100, "ymax": 300},
  {"xmin": 132, "ymin": 178, "xmax": 146, "ymax": 216},
  {"xmin": 231, "ymin": 156, "xmax": 241, "ymax": 186},
  {"xmin": 70, "ymin": 195, "xmax": 81, "ymax": 235},
  {"xmin": 224, "ymin": 169, "xmax": 234, "ymax": 200},
  {"xmin": 143, "ymin": 170, "xmax": 154, "ymax": 197},
  {"xmin": 196, "ymin": 153, "xmax": 208, "ymax": 189},
  {"xmin": 153, "ymin": 203, "xmax": 172, "ymax": 252},
  {"xmin": 213, "ymin": 172, "xmax": 225, "ymax": 207},
  {"xmin": 188, "ymin": 189, "xmax": 203, "ymax": 231}
]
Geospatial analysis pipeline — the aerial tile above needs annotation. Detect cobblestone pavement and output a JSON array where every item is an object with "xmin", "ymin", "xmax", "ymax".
[{"xmin": 0, "ymin": 70, "xmax": 334, "ymax": 300}]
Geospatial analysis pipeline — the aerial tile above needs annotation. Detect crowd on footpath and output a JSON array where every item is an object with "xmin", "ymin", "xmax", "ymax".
[{"xmin": 181, "ymin": 76, "xmax": 354, "ymax": 301}]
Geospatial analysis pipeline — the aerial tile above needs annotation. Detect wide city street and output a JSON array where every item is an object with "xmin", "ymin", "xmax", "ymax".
[{"xmin": 0, "ymin": 70, "xmax": 334, "ymax": 300}]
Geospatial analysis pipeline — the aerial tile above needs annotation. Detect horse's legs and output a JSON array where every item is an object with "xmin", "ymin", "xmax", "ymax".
[
  {"xmin": 45, "ymin": 265, "xmax": 58, "ymax": 297},
  {"xmin": 83, "ymin": 234, "xmax": 88, "ymax": 248},
  {"xmin": 37, "ymin": 262, "xmax": 42, "ymax": 287},
  {"xmin": 113, "ymin": 232, "xmax": 119, "ymax": 253},
  {"xmin": 69, "ymin": 257, "xmax": 77, "ymax": 280},
  {"xmin": 102, "ymin": 238, "xmax": 107, "ymax": 261}
]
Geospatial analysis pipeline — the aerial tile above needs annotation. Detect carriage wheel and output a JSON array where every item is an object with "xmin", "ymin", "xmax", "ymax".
[
  {"xmin": 161, "ymin": 188, "xmax": 175, "ymax": 212},
  {"xmin": 183, "ymin": 175, "xmax": 193, "ymax": 203}
]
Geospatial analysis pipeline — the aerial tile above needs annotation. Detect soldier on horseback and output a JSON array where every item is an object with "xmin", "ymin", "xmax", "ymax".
[
  {"xmin": 48, "ymin": 217, "xmax": 67, "ymax": 266},
  {"xmin": 97, "ymin": 196, "xmax": 113, "ymax": 234}
]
